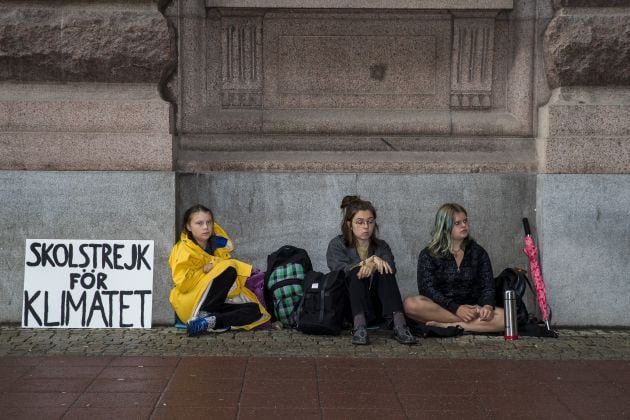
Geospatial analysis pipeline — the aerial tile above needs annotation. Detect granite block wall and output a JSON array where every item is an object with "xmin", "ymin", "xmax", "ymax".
[
  {"xmin": 0, "ymin": 171, "xmax": 176, "ymax": 325},
  {"xmin": 177, "ymin": 173, "xmax": 535, "ymax": 301},
  {"xmin": 537, "ymin": 175, "xmax": 630, "ymax": 326}
]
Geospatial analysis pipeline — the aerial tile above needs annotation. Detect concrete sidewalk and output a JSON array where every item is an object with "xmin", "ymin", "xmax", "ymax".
[{"xmin": 1, "ymin": 326, "xmax": 629, "ymax": 419}]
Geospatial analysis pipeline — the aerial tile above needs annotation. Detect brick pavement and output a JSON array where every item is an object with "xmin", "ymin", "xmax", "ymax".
[{"xmin": 1, "ymin": 326, "xmax": 629, "ymax": 419}]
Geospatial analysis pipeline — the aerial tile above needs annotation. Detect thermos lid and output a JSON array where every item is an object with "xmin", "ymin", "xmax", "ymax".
[{"xmin": 504, "ymin": 289, "xmax": 516, "ymax": 299}]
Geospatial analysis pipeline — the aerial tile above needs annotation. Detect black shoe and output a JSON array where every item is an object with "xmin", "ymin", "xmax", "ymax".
[
  {"xmin": 351, "ymin": 325, "xmax": 369, "ymax": 345},
  {"xmin": 393, "ymin": 325, "xmax": 417, "ymax": 345}
]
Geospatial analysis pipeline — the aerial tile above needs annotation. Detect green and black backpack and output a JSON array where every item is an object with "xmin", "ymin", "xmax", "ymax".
[{"xmin": 264, "ymin": 245, "xmax": 313, "ymax": 328}]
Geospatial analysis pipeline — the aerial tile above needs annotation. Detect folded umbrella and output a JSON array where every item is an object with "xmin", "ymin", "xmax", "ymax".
[{"xmin": 522, "ymin": 218, "xmax": 552, "ymax": 331}]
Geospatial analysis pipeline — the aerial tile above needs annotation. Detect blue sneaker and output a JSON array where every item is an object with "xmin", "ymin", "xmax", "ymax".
[{"xmin": 187, "ymin": 317, "xmax": 209, "ymax": 337}]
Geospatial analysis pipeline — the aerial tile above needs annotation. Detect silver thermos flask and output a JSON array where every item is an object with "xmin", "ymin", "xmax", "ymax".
[{"xmin": 504, "ymin": 290, "xmax": 518, "ymax": 340}]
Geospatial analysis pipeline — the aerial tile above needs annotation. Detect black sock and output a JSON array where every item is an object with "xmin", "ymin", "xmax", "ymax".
[
  {"xmin": 210, "ymin": 315, "xmax": 224, "ymax": 329},
  {"xmin": 353, "ymin": 313, "xmax": 366, "ymax": 329},
  {"xmin": 393, "ymin": 311, "xmax": 406, "ymax": 329}
]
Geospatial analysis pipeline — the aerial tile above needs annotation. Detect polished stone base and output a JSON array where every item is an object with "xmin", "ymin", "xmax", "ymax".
[
  {"xmin": 2, "ymin": 171, "xmax": 628, "ymax": 327},
  {"xmin": 0, "ymin": 171, "xmax": 176, "ymax": 324},
  {"xmin": 177, "ymin": 172, "xmax": 536, "ymax": 301},
  {"xmin": 537, "ymin": 174, "xmax": 630, "ymax": 326}
]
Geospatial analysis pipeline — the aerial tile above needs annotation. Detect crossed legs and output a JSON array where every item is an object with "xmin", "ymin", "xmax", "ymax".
[
  {"xmin": 199, "ymin": 267, "xmax": 261, "ymax": 329},
  {"xmin": 403, "ymin": 295, "xmax": 504, "ymax": 333}
]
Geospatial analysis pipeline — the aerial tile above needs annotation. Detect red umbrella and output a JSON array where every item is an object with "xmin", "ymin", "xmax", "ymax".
[{"xmin": 522, "ymin": 218, "xmax": 552, "ymax": 331}]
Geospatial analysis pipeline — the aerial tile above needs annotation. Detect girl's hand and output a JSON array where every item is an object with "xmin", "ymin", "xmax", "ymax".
[
  {"xmin": 478, "ymin": 305, "xmax": 494, "ymax": 321},
  {"xmin": 456, "ymin": 304, "xmax": 479, "ymax": 322},
  {"xmin": 371, "ymin": 256, "xmax": 393, "ymax": 275},
  {"xmin": 203, "ymin": 261, "xmax": 214, "ymax": 273},
  {"xmin": 357, "ymin": 261, "xmax": 376, "ymax": 279}
]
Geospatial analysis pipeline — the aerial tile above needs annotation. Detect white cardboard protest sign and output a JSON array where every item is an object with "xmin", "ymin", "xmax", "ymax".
[{"xmin": 23, "ymin": 239, "xmax": 154, "ymax": 328}]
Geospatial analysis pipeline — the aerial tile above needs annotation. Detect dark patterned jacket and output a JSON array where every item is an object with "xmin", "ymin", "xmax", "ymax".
[{"xmin": 417, "ymin": 239, "xmax": 495, "ymax": 313}]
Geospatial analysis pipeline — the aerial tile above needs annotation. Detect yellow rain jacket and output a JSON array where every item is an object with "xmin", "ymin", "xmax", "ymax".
[{"xmin": 168, "ymin": 223, "xmax": 270, "ymax": 330}]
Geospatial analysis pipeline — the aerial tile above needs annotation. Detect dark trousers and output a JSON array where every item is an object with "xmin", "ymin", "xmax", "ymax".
[
  {"xmin": 347, "ymin": 267, "xmax": 404, "ymax": 323},
  {"xmin": 199, "ymin": 266, "xmax": 261, "ymax": 329}
]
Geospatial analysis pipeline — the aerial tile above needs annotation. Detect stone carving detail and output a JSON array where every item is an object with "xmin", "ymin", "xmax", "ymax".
[
  {"xmin": 450, "ymin": 18, "xmax": 494, "ymax": 109},
  {"xmin": 221, "ymin": 16, "xmax": 263, "ymax": 108}
]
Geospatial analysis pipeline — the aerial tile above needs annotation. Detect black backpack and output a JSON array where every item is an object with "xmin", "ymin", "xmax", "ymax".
[
  {"xmin": 494, "ymin": 268, "xmax": 533, "ymax": 326},
  {"xmin": 495, "ymin": 268, "xmax": 558, "ymax": 337},
  {"xmin": 264, "ymin": 245, "xmax": 313, "ymax": 326},
  {"xmin": 297, "ymin": 270, "xmax": 347, "ymax": 335}
]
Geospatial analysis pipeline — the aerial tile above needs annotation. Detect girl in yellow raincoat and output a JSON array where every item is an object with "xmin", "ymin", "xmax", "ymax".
[{"xmin": 169, "ymin": 204, "xmax": 270, "ymax": 336}]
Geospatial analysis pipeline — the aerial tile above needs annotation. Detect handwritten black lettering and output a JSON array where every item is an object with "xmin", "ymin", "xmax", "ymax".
[
  {"xmin": 65, "ymin": 291, "xmax": 87, "ymax": 327},
  {"xmin": 137, "ymin": 244, "xmax": 152, "ymax": 270},
  {"xmin": 23, "ymin": 290, "xmax": 42, "ymax": 326},
  {"xmin": 43, "ymin": 291, "xmax": 60, "ymax": 327},
  {"xmin": 86, "ymin": 292, "xmax": 108, "ymax": 327},
  {"xmin": 134, "ymin": 290, "xmax": 151, "ymax": 328},
  {"xmin": 119, "ymin": 291, "xmax": 134, "ymax": 327}
]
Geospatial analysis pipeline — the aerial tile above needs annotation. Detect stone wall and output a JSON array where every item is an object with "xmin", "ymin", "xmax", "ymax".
[
  {"xmin": 0, "ymin": 0, "xmax": 629, "ymax": 327},
  {"xmin": 177, "ymin": 173, "xmax": 535, "ymax": 302},
  {"xmin": 0, "ymin": 0, "xmax": 174, "ymax": 171},
  {"xmin": 544, "ymin": 8, "xmax": 630, "ymax": 88},
  {"xmin": 537, "ymin": 175, "xmax": 630, "ymax": 326},
  {"xmin": 0, "ymin": 0, "xmax": 172, "ymax": 83},
  {"xmin": 0, "ymin": 171, "xmax": 176, "ymax": 325},
  {"xmin": 539, "ymin": 3, "xmax": 630, "ymax": 174},
  {"xmin": 535, "ymin": 1, "xmax": 630, "ymax": 326},
  {"xmin": 0, "ymin": 1, "xmax": 176, "ymax": 325},
  {"xmin": 168, "ymin": 0, "xmax": 545, "ymax": 167}
]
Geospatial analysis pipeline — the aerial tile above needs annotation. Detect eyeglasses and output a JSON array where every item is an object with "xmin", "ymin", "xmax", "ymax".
[{"xmin": 353, "ymin": 219, "xmax": 375, "ymax": 226}]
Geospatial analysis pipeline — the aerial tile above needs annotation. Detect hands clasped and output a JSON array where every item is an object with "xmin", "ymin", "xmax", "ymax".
[{"xmin": 455, "ymin": 304, "xmax": 494, "ymax": 322}]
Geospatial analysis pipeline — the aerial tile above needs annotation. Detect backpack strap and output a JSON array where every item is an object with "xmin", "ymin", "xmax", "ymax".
[
  {"xmin": 318, "ymin": 273, "xmax": 330, "ymax": 323},
  {"xmin": 516, "ymin": 268, "xmax": 535, "ymax": 295},
  {"xmin": 296, "ymin": 271, "xmax": 324, "ymax": 325},
  {"xmin": 268, "ymin": 278, "xmax": 303, "ymax": 293}
]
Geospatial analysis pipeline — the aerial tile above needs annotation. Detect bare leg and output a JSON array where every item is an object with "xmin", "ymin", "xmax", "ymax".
[
  {"xmin": 427, "ymin": 307, "xmax": 505, "ymax": 333},
  {"xmin": 404, "ymin": 295, "xmax": 505, "ymax": 333},
  {"xmin": 403, "ymin": 295, "xmax": 461, "ymax": 323}
]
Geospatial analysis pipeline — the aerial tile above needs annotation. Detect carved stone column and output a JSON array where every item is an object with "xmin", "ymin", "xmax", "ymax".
[
  {"xmin": 450, "ymin": 12, "xmax": 496, "ymax": 109},
  {"xmin": 220, "ymin": 13, "xmax": 263, "ymax": 108}
]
